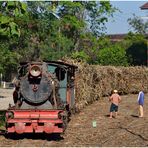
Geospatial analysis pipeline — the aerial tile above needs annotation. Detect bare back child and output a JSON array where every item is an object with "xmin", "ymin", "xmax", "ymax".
[{"xmin": 109, "ymin": 90, "xmax": 121, "ymax": 118}]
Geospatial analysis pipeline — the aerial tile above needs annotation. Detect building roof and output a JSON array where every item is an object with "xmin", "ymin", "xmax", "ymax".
[
  {"xmin": 107, "ymin": 34, "xmax": 126, "ymax": 42},
  {"xmin": 107, "ymin": 33, "xmax": 148, "ymax": 42},
  {"xmin": 140, "ymin": 2, "xmax": 148, "ymax": 10}
]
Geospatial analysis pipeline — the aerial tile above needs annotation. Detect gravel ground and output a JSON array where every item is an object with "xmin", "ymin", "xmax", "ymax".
[
  {"xmin": 0, "ymin": 89, "xmax": 148, "ymax": 147},
  {"xmin": 0, "ymin": 88, "xmax": 14, "ymax": 110}
]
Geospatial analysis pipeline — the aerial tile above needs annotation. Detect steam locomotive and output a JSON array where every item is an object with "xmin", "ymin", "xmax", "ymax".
[{"xmin": 6, "ymin": 61, "xmax": 77, "ymax": 134}]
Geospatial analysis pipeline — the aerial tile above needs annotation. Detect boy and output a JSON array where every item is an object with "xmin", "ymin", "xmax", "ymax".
[
  {"xmin": 137, "ymin": 90, "xmax": 144, "ymax": 117},
  {"xmin": 109, "ymin": 90, "xmax": 121, "ymax": 118}
]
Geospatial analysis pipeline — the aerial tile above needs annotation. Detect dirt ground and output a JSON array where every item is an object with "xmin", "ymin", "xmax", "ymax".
[
  {"xmin": 0, "ymin": 88, "xmax": 148, "ymax": 147},
  {"xmin": 0, "ymin": 88, "xmax": 14, "ymax": 109}
]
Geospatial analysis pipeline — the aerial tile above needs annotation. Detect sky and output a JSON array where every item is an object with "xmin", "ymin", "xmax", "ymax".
[{"xmin": 106, "ymin": 1, "xmax": 148, "ymax": 34}]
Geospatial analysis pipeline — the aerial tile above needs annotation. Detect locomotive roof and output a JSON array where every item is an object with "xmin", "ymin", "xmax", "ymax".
[
  {"xmin": 19, "ymin": 60, "xmax": 78, "ymax": 69},
  {"xmin": 45, "ymin": 60, "xmax": 78, "ymax": 69}
]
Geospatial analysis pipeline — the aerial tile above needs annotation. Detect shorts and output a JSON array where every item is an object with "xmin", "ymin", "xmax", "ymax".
[
  {"xmin": 138, "ymin": 100, "xmax": 144, "ymax": 106},
  {"xmin": 110, "ymin": 103, "xmax": 118, "ymax": 112}
]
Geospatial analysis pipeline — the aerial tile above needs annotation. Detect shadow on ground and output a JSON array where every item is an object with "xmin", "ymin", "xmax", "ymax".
[
  {"xmin": 131, "ymin": 114, "xmax": 139, "ymax": 118},
  {"xmin": 4, "ymin": 133, "xmax": 64, "ymax": 141}
]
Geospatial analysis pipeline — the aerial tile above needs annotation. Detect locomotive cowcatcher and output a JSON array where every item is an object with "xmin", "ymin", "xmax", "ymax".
[{"xmin": 6, "ymin": 61, "xmax": 77, "ymax": 134}]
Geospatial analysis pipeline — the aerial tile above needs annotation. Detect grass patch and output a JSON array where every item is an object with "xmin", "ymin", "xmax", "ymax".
[{"xmin": 0, "ymin": 110, "xmax": 6, "ymax": 129}]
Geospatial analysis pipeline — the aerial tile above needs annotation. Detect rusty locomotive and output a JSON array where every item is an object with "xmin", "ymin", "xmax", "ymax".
[{"xmin": 5, "ymin": 61, "xmax": 77, "ymax": 134}]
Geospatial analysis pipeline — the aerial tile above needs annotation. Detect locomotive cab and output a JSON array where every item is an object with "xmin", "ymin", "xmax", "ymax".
[{"xmin": 47, "ymin": 61, "xmax": 77, "ymax": 111}]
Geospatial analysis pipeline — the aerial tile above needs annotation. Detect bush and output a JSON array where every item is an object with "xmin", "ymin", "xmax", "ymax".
[{"xmin": 98, "ymin": 44, "xmax": 129, "ymax": 66}]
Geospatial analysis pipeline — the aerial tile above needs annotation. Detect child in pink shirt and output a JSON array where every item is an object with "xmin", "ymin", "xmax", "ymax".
[{"xmin": 109, "ymin": 90, "xmax": 121, "ymax": 118}]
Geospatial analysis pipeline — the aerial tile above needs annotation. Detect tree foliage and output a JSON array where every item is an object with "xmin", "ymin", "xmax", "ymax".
[
  {"xmin": 125, "ymin": 33, "xmax": 147, "ymax": 66},
  {"xmin": 0, "ymin": 1, "xmax": 27, "ymax": 37},
  {"xmin": 0, "ymin": 1, "xmax": 116, "ymax": 64},
  {"xmin": 98, "ymin": 42, "xmax": 129, "ymax": 66},
  {"xmin": 128, "ymin": 14, "xmax": 148, "ymax": 34},
  {"xmin": 3, "ymin": 1, "xmax": 146, "ymax": 81}
]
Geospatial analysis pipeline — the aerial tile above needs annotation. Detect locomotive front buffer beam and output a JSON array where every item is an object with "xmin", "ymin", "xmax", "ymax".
[{"xmin": 6, "ymin": 110, "xmax": 64, "ymax": 134}]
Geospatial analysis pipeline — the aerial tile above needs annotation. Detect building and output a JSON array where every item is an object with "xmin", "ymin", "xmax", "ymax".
[
  {"xmin": 107, "ymin": 34, "xmax": 126, "ymax": 42},
  {"xmin": 140, "ymin": 2, "xmax": 148, "ymax": 10}
]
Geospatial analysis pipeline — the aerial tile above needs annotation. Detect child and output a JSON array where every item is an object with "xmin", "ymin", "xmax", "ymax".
[
  {"xmin": 137, "ymin": 90, "xmax": 144, "ymax": 118},
  {"xmin": 109, "ymin": 90, "xmax": 121, "ymax": 118}
]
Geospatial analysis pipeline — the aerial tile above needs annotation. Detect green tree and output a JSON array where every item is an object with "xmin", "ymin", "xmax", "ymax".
[
  {"xmin": 98, "ymin": 43, "xmax": 129, "ymax": 66},
  {"xmin": 0, "ymin": 41, "xmax": 20, "ymax": 81},
  {"xmin": 83, "ymin": 1, "xmax": 117, "ymax": 36},
  {"xmin": 0, "ymin": 1, "xmax": 117, "ymax": 80},
  {"xmin": 0, "ymin": 1, "xmax": 27, "ymax": 79},
  {"xmin": 71, "ymin": 34, "xmax": 112, "ymax": 64},
  {"xmin": 0, "ymin": 1, "xmax": 27, "ymax": 37},
  {"xmin": 128, "ymin": 14, "xmax": 148, "ymax": 34},
  {"xmin": 125, "ymin": 33, "xmax": 147, "ymax": 66},
  {"xmin": 15, "ymin": 1, "xmax": 116, "ymax": 61}
]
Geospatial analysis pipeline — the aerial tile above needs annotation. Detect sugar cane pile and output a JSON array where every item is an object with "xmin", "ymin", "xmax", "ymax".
[{"xmin": 63, "ymin": 58, "xmax": 148, "ymax": 112}]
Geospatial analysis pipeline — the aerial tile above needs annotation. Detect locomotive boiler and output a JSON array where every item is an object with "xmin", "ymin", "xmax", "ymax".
[{"xmin": 6, "ymin": 61, "xmax": 77, "ymax": 134}]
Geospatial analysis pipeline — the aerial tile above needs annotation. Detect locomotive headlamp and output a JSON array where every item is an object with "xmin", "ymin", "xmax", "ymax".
[{"xmin": 29, "ymin": 65, "xmax": 41, "ymax": 77}]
